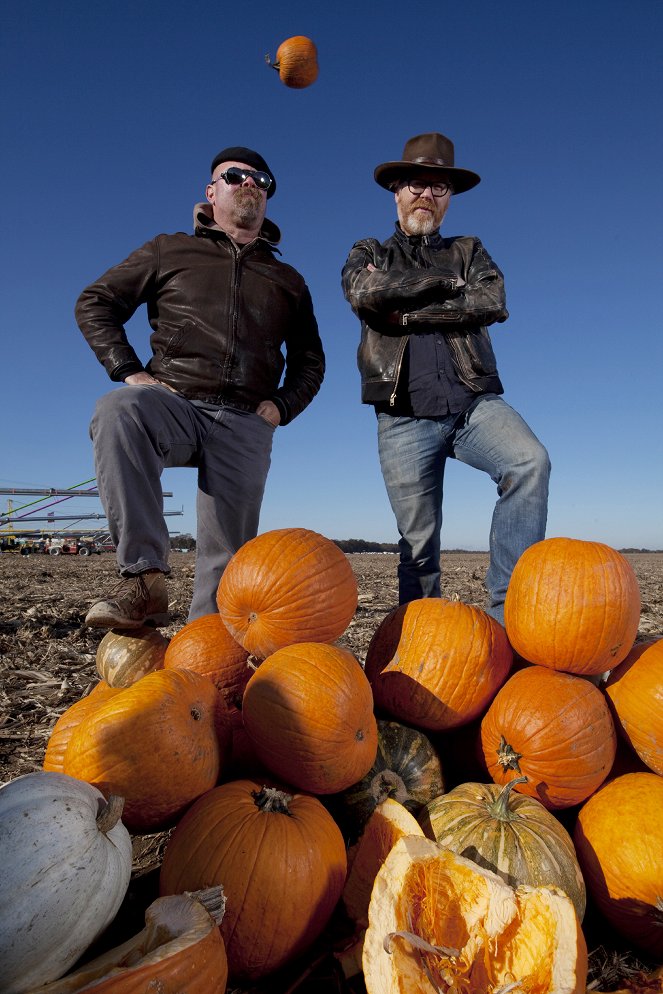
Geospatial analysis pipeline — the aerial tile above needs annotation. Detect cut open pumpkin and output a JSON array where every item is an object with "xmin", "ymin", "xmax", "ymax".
[
  {"xmin": 343, "ymin": 797, "xmax": 424, "ymax": 929},
  {"xmin": 362, "ymin": 836, "xmax": 587, "ymax": 994},
  {"xmin": 26, "ymin": 888, "xmax": 228, "ymax": 993}
]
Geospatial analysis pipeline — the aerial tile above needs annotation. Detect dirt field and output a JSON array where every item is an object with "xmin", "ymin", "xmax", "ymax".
[{"xmin": 1, "ymin": 549, "xmax": 662, "ymax": 991}]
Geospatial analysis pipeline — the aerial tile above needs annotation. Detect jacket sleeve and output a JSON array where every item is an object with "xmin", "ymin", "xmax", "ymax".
[
  {"xmin": 342, "ymin": 237, "xmax": 508, "ymax": 329},
  {"xmin": 409, "ymin": 238, "xmax": 509, "ymax": 327},
  {"xmin": 271, "ymin": 284, "xmax": 325, "ymax": 426},
  {"xmin": 74, "ymin": 239, "xmax": 159, "ymax": 381},
  {"xmin": 341, "ymin": 237, "xmax": 462, "ymax": 322}
]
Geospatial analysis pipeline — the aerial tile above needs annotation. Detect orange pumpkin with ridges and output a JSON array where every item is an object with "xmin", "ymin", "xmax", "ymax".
[
  {"xmin": 160, "ymin": 779, "xmax": 346, "ymax": 982},
  {"xmin": 44, "ymin": 681, "xmax": 120, "ymax": 773},
  {"xmin": 63, "ymin": 669, "xmax": 232, "ymax": 832},
  {"xmin": 364, "ymin": 598, "xmax": 512, "ymax": 731},
  {"xmin": 242, "ymin": 642, "xmax": 377, "ymax": 794},
  {"xmin": 164, "ymin": 612, "xmax": 252, "ymax": 715},
  {"xmin": 267, "ymin": 35, "xmax": 319, "ymax": 89},
  {"xmin": 605, "ymin": 638, "xmax": 663, "ymax": 775},
  {"xmin": 504, "ymin": 537, "xmax": 640, "ymax": 676},
  {"xmin": 574, "ymin": 772, "xmax": 663, "ymax": 958},
  {"xmin": 217, "ymin": 527, "xmax": 357, "ymax": 660},
  {"xmin": 481, "ymin": 665, "xmax": 617, "ymax": 808}
]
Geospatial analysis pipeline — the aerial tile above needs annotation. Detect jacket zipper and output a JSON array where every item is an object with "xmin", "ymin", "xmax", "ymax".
[{"xmin": 389, "ymin": 335, "xmax": 409, "ymax": 406}]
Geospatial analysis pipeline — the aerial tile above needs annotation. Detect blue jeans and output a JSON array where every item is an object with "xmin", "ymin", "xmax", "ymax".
[
  {"xmin": 90, "ymin": 385, "xmax": 275, "ymax": 621},
  {"xmin": 377, "ymin": 394, "xmax": 550, "ymax": 624}
]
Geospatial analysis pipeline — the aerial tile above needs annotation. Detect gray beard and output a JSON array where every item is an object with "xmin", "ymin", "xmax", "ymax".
[
  {"xmin": 403, "ymin": 212, "xmax": 438, "ymax": 236},
  {"xmin": 232, "ymin": 190, "xmax": 262, "ymax": 227}
]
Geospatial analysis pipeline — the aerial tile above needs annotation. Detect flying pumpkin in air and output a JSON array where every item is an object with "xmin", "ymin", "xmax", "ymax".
[{"xmin": 266, "ymin": 35, "xmax": 319, "ymax": 88}]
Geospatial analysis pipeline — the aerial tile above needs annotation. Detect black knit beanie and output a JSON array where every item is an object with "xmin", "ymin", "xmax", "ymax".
[{"xmin": 210, "ymin": 146, "xmax": 276, "ymax": 198}]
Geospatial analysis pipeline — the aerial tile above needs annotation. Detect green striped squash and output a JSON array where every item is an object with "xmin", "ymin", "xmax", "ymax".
[
  {"xmin": 336, "ymin": 720, "xmax": 445, "ymax": 843},
  {"xmin": 418, "ymin": 777, "xmax": 586, "ymax": 922}
]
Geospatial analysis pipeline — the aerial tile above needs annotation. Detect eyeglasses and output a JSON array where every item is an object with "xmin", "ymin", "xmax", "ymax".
[
  {"xmin": 211, "ymin": 166, "xmax": 272, "ymax": 192},
  {"xmin": 405, "ymin": 178, "xmax": 451, "ymax": 197}
]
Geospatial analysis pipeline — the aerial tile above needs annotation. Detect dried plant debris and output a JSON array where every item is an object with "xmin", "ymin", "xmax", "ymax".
[{"xmin": 1, "ymin": 549, "xmax": 661, "ymax": 994}]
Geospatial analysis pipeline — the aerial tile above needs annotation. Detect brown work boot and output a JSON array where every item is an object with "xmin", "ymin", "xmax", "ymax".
[{"xmin": 85, "ymin": 571, "xmax": 169, "ymax": 629}]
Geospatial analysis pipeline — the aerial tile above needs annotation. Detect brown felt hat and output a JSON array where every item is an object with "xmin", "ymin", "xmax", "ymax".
[{"xmin": 374, "ymin": 132, "xmax": 481, "ymax": 194}]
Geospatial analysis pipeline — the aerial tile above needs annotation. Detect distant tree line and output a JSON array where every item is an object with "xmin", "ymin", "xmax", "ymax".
[
  {"xmin": 170, "ymin": 534, "xmax": 661, "ymax": 556},
  {"xmin": 333, "ymin": 538, "xmax": 399, "ymax": 553},
  {"xmin": 170, "ymin": 534, "xmax": 196, "ymax": 551}
]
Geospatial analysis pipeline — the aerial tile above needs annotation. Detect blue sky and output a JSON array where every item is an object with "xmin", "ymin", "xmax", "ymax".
[{"xmin": 2, "ymin": 0, "xmax": 662, "ymax": 549}]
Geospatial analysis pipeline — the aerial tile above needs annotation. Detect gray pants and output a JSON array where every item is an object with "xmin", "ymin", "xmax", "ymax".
[{"xmin": 90, "ymin": 385, "xmax": 274, "ymax": 620}]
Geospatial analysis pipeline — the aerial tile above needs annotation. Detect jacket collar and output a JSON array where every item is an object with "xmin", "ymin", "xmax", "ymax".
[
  {"xmin": 393, "ymin": 221, "xmax": 445, "ymax": 250},
  {"xmin": 193, "ymin": 202, "xmax": 282, "ymax": 247}
]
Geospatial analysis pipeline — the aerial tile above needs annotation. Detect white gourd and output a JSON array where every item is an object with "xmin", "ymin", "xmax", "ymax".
[{"xmin": 0, "ymin": 771, "xmax": 132, "ymax": 993}]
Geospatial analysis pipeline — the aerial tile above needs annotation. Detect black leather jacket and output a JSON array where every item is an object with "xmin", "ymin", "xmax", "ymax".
[
  {"xmin": 341, "ymin": 224, "xmax": 508, "ymax": 407},
  {"xmin": 75, "ymin": 205, "xmax": 325, "ymax": 425}
]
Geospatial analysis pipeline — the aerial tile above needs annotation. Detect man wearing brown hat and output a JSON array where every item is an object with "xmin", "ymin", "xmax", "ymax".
[
  {"xmin": 76, "ymin": 147, "xmax": 325, "ymax": 628},
  {"xmin": 342, "ymin": 132, "xmax": 550, "ymax": 624}
]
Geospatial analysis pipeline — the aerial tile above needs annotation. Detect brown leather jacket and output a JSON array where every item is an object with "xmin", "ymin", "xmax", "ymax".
[
  {"xmin": 342, "ymin": 225, "xmax": 508, "ymax": 407},
  {"xmin": 75, "ymin": 205, "xmax": 325, "ymax": 425}
]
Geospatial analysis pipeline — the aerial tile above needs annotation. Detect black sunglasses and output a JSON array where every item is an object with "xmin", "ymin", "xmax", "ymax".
[{"xmin": 212, "ymin": 167, "xmax": 272, "ymax": 192}]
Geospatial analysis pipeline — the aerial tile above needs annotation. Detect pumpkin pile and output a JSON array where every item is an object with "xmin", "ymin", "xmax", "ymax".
[{"xmin": 3, "ymin": 531, "xmax": 662, "ymax": 993}]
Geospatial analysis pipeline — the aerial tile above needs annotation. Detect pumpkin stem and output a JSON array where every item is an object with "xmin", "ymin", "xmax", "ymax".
[
  {"xmin": 96, "ymin": 793, "xmax": 125, "ymax": 834},
  {"xmin": 185, "ymin": 885, "xmax": 227, "ymax": 925},
  {"xmin": 487, "ymin": 776, "xmax": 529, "ymax": 821},
  {"xmin": 496, "ymin": 735, "xmax": 523, "ymax": 773},
  {"xmin": 252, "ymin": 785, "xmax": 293, "ymax": 816},
  {"xmin": 265, "ymin": 53, "xmax": 280, "ymax": 71}
]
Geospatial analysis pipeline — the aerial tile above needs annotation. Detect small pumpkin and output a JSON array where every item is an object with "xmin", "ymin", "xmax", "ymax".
[
  {"xmin": 418, "ymin": 777, "xmax": 586, "ymax": 921},
  {"xmin": 160, "ymin": 779, "xmax": 346, "ymax": 982},
  {"xmin": 574, "ymin": 771, "xmax": 663, "ymax": 958},
  {"xmin": 63, "ymin": 669, "xmax": 232, "ymax": 832},
  {"xmin": 481, "ymin": 665, "xmax": 617, "ymax": 808},
  {"xmin": 27, "ymin": 888, "xmax": 228, "ymax": 994},
  {"xmin": 43, "ymin": 681, "xmax": 120, "ymax": 773},
  {"xmin": 216, "ymin": 527, "xmax": 357, "ymax": 659},
  {"xmin": 336, "ymin": 719, "xmax": 445, "ymax": 841},
  {"xmin": 242, "ymin": 642, "xmax": 377, "ymax": 794},
  {"xmin": 364, "ymin": 598, "xmax": 512, "ymax": 731},
  {"xmin": 0, "ymin": 772, "xmax": 132, "ymax": 994},
  {"xmin": 362, "ymin": 836, "xmax": 587, "ymax": 994},
  {"xmin": 266, "ymin": 35, "xmax": 319, "ymax": 89},
  {"xmin": 605, "ymin": 637, "xmax": 663, "ymax": 775},
  {"xmin": 164, "ymin": 612, "xmax": 251, "ymax": 715},
  {"xmin": 504, "ymin": 537, "xmax": 641, "ymax": 676},
  {"xmin": 95, "ymin": 626, "xmax": 169, "ymax": 688}
]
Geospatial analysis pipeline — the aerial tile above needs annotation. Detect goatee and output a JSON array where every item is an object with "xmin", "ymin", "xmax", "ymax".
[{"xmin": 232, "ymin": 188, "xmax": 262, "ymax": 226}]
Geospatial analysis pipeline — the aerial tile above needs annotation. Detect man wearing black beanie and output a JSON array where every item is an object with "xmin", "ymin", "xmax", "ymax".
[{"xmin": 75, "ymin": 147, "xmax": 325, "ymax": 628}]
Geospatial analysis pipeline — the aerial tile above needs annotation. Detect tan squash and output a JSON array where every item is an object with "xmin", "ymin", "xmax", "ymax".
[
  {"xmin": 419, "ymin": 777, "xmax": 586, "ymax": 921},
  {"xmin": 95, "ymin": 627, "xmax": 169, "ymax": 688}
]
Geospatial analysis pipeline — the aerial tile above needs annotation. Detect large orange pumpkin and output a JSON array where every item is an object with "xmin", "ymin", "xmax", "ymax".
[
  {"xmin": 481, "ymin": 665, "xmax": 617, "ymax": 808},
  {"xmin": 164, "ymin": 612, "xmax": 252, "ymax": 714},
  {"xmin": 160, "ymin": 779, "xmax": 346, "ymax": 982},
  {"xmin": 216, "ymin": 528, "xmax": 357, "ymax": 659},
  {"xmin": 504, "ymin": 537, "xmax": 640, "ymax": 676},
  {"xmin": 364, "ymin": 598, "xmax": 512, "ymax": 731},
  {"xmin": 28, "ymin": 888, "xmax": 228, "ymax": 993},
  {"xmin": 605, "ymin": 637, "xmax": 663, "ymax": 775},
  {"xmin": 242, "ymin": 642, "xmax": 377, "ymax": 794},
  {"xmin": 574, "ymin": 772, "xmax": 663, "ymax": 958},
  {"xmin": 43, "ymin": 681, "xmax": 120, "ymax": 773},
  {"xmin": 266, "ymin": 35, "xmax": 319, "ymax": 88},
  {"xmin": 63, "ymin": 669, "xmax": 232, "ymax": 832}
]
